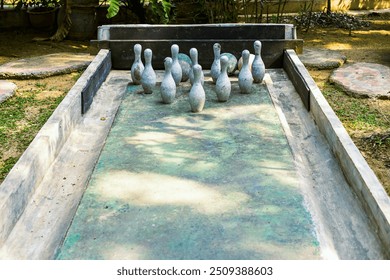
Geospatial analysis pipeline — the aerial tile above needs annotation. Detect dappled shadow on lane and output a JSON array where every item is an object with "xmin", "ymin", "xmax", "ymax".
[{"xmin": 57, "ymin": 80, "xmax": 319, "ymax": 260}]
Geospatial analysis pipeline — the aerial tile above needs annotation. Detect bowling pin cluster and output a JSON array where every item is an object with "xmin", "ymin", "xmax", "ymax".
[{"xmin": 130, "ymin": 41, "xmax": 265, "ymax": 113}]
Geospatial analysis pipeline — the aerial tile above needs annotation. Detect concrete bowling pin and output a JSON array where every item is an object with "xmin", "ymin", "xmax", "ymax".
[
  {"xmin": 131, "ymin": 43, "xmax": 144, "ymax": 85},
  {"xmin": 215, "ymin": 55, "xmax": 231, "ymax": 102},
  {"xmin": 171, "ymin": 44, "xmax": 182, "ymax": 86},
  {"xmin": 252, "ymin": 40, "xmax": 266, "ymax": 83},
  {"xmin": 238, "ymin": 49, "xmax": 253, "ymax": 94},
  {"xmin": 160, "ymin": 57, "xmax": 176, "ymax": 104},
  {"xmin": 189, "ymin": 64, "xmax": 206, "ymax": 113},
  {"xmin": 210, "ymin": 43, "xmax": 221, "ymax": 84},
  {"xmin": 141, "ymin": 48, "xmax": 156, "ymax": 94},
  {"xmin": 189, "ymin": 48, "xmax": 204, "ymax": 86}
]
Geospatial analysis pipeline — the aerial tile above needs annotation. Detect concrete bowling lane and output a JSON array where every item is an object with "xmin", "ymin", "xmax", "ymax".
[{"xmin": 57, "ymin": 79, "xmax": 320, "ymax": 259}]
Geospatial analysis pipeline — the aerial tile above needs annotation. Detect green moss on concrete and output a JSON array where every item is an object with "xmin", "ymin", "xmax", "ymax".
[{"xmin": 57, "ymin": 80, "xmax": 319, "ymax": 260}]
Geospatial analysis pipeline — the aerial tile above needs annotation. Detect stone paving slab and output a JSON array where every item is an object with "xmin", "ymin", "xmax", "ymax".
[
  {"xmin": 0, "ymin": 53, "xmax": 94, "ymax": 79},
  {"xmin": 298, "ymin": 48, "xmax": 346, "ymax": 70},
  {"xmin": 330, "ymin": 62, "xmax": 390, "ymax": 99},
  {"xmin": 0, "ymin": 80, "xmax": 17, "ymax": 103}
]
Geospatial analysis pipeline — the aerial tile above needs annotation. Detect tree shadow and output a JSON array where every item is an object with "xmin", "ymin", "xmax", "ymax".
[{"xmin": 56, "ymin": 80, "xmax": 320, "ymax": 260}]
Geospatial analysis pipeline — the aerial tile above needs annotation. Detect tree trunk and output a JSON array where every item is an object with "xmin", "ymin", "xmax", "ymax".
[
  {"xmin": 327, "ymin": 0, "xmax": 331, "ymax": 14},
  {"xmin": 50, "ymin": 0, "xmax": 72, "ymax": 42}
]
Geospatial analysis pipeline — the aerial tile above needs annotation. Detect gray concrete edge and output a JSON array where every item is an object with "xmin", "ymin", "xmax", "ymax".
[
  {"xmin": 82, "ymin": 51, "xmax": 112, "ymax": 114},
  {"xmin": 0, "ymin": 49, "xmax": 111, "ymax": 247},
  {"xmin": 284, "ymin": 49, "xmax": 390, "ymax": 254}
]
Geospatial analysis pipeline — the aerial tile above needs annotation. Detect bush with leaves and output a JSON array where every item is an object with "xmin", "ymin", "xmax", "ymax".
[{"xmin": 107, "ymin": 0, "xmax": 174, "ymax": 24}]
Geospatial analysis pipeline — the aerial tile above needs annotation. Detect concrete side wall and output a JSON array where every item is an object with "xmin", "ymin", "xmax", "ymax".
[
  {"xmin": 283, "ymin": 52, "xmax": 311, "ymax": 110},
  {"xmin": 0, "ymin": 49, "xmax": 111, "ymax": 248},
  {"xmin": 81, "ymin": 49, "xmax": 112, "ymax": 113},
  {"xmin": 283, "ymin": 49, "xmax": 390, "ymax": 255}
]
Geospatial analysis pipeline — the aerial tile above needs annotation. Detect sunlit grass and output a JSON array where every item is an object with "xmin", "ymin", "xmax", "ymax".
[
  {"xmin": 322, "ymin": 84, "xmax": 389, "ymax": 132},
  {"xmin": 0, "ymin": 90, "xmax": 65, "ymax": 182}
]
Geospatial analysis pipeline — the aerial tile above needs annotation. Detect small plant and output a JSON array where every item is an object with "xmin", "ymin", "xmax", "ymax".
[
  {"xmin": 296, "ymin": 0, "xmax": 315, "ymax": 32},
  {"xmin": 35, "ymin": 82, "xmax": 47, "ymax": 88},
  {"xmin": 364, "ymin": 133, "xmax": 390, "ymax": 148}
]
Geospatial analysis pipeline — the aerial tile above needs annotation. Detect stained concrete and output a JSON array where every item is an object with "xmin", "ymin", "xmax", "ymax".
[
  {"xmin": 266, "ymin": 69, "xmax": 387, "ymax": 259},
  {"xmin": 0, "ymin": 80, "xmax": 17, "ymax": 103},
  {"xmin": 330, "ymin": 62, "xmax": 390, "ymax": 99},
  {"xmin": 0, "ymin": 53, "xmax": 94, "ymax": 79},
  {"xmin": 57, "ymin": 76, "xmax": 320, "ymax": 260}
]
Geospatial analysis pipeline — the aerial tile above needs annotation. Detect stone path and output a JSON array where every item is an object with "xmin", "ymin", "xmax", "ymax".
[
  {"xmin": 0, "ymin": 80, "xmax": 17, "ymax": 104},
  {"xmin": 330, "ymin": 62, "xmax": 390, "ymax": 99},
  {"xmin": 298, "ymin": 48, "xmax": 347, "ymax": 70},
  {"xmin": 0, "ymin": 53, "xmax": 94, "ymax": 79}
]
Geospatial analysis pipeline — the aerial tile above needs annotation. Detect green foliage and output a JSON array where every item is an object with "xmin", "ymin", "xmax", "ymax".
[
  {"xmin": 107, "ymin": 0, "xmax": 174, "ymax": 24},
  {"xmin": 147, "ymin": 0, "xmax": 172, "ymax": 23},
  {"xmin": 107, "ymin": 0, "xmax": 121, "ymax": 18}
]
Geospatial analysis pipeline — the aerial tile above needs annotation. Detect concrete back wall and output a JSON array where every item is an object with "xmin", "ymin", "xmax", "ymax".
[{"xmin": 92, "ymin": 24, "xmax": 303, "ymax": 69}]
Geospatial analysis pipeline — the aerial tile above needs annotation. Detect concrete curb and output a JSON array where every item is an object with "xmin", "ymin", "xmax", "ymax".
[
  {"xmin": 0, "ymin": 49, "xmax": 111, "ymax": 247},
  {"xmin": 284, "ymin": 49, "xmax": 390, "ymax": 256}
]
